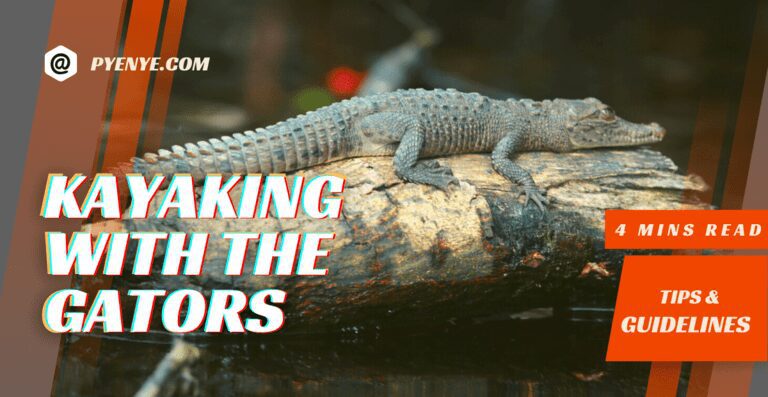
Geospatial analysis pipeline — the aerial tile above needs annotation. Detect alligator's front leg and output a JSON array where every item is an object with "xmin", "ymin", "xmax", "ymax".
[{"xmin": 491, "ymin": 133, "xmax": 548, "ymax": 211}]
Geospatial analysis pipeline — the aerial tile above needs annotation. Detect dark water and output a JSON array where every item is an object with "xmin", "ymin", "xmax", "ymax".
[{"xmin": 55, "ymin": 317, "xmax": 659, "ymax": 396}]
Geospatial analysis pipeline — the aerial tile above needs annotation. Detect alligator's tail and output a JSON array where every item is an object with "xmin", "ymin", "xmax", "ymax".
[{"xmin": 131, "ymin": 120, "xmax": 346, "ymax": 187}]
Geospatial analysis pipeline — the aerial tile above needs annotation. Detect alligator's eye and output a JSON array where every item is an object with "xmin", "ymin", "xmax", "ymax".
[
  {"xmin": 586, "ymin": 109, "xmax": 603, "ymax": 120},
  {"xmin": 600, "ymin": 107, "xmax": 615, "ymax": 121}
]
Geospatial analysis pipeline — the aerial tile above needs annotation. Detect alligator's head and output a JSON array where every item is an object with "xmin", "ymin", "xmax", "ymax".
[{"xmin": 547, "ymin": 98, "xmax": 666, "ymax": 150}]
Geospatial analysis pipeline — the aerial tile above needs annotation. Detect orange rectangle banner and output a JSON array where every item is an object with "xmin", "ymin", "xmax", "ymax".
[
  {"xmin": 606, "ymin": 255, "xmax": 767, "ymax": 361},
  {"xmin": 605, "ymin": 210, "xmax": 768, "ymax": 249}
]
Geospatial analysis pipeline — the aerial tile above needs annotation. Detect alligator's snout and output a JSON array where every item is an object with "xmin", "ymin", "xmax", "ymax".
[{"xmin": 649, "ymin": 122, "xmax": 666, "ymax": 140}]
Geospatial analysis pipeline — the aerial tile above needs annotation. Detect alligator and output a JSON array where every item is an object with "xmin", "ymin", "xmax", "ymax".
[{"xmin": 133, "ymin": 88, "xmax": 665, "ymax": 210}]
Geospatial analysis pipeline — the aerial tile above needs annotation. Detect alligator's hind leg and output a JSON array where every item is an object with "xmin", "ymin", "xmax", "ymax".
[
  {"xmin": 355, "ymin": 112, "xmax": 458, "ymax": 190},
  {"xmin": 394, "ymin": 129, "xmax": 458, "ymax": 190}
]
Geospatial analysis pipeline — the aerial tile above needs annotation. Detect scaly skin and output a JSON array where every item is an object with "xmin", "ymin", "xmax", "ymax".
[{"xmin": 133, "ymin": 88, "xmax": 665, "ymax": 210}]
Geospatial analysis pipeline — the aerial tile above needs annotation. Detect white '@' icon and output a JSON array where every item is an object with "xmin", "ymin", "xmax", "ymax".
[{"xmin": 44, "ymin": 45, "xmax": 77, "ymax": 82}]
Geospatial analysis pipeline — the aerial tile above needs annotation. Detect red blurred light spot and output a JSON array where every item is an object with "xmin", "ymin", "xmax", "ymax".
[{"xmin": 326, "ymin": 66, "xmax": 365, "ymax": 97}]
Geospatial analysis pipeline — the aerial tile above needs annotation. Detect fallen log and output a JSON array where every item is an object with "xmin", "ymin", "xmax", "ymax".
[{"xmin": 102, "ymin": 148, "xmax": 706, "ymax": 334}]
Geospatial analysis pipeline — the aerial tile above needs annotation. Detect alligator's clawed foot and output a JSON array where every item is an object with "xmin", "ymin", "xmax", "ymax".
[
  {"xmin": 523, "ymin": 187, "xmax": 549, "ymax": 212},
  {"xmin": 420, "ymin": 159, "xmax": 455, "ymax": 174},
  {"xmin": 400, "ymin": 160, "xmax": 459, "ymax": 191},
  {"xmin": 420, "ymin": 160, "xmax": 459, "ymax": 190}
]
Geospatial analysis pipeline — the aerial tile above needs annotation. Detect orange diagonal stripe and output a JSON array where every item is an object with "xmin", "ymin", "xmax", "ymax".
[
  {"xmin": 142, "ymin": 0, "xmax": 189, "ymax": 154},
  {"xmin": 646, "ymin": 362, "xmax": 682, "ymax": 397},
  {"xmin": 100, "ymin": 0, "xmax": 165, "ymax": 171}
]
